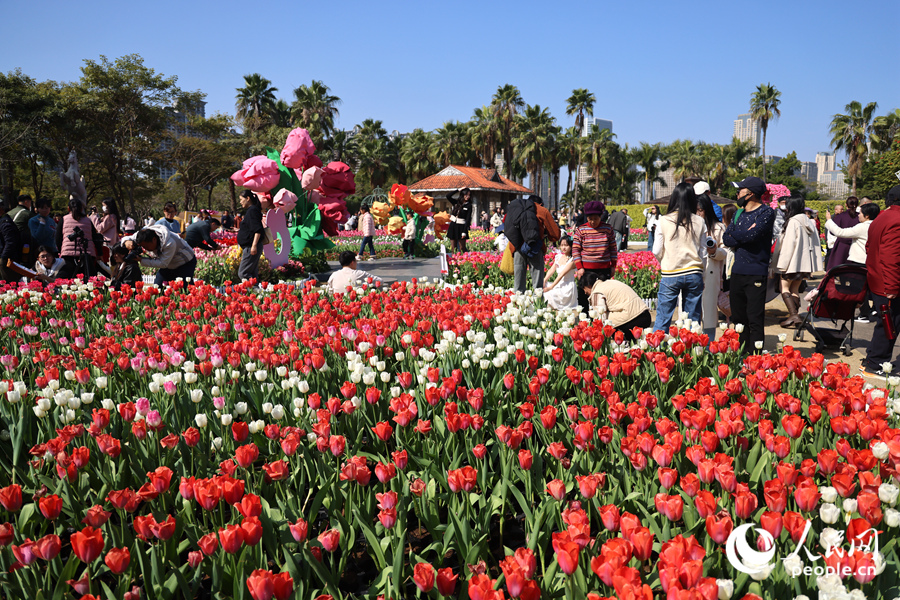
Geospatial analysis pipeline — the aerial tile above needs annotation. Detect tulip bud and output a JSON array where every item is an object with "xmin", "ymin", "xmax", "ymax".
[
  {"xmin": 212, "ymin": 437, "xmax": 222, "ymax": 450},
  {"xmin": 820, "ymin": 486, "xmax": 838, "ymax": 503},
  {"xmin": 195, "ymin": 414, "xmax": 208, "ymax": 428},
  {"xmin": 185, "ymin": 373, "xmax": 198, "ymax": 384},
  {"xmin": 221, "ymin": 414, "xmax": 233, "ymax": 426},
  {"xmin": 235, "ymin": 402, "xmax": 248, "ymax": 415},
  {"xmin": 819, "ymin": 503, "xmax": 840, "ymax": 524},
  {"xmin": 190, "ymin": 390, "xmax": 203, "ymax": 404},
  {"xmin": 842, "ymin": 498, "xmax": 858, "ymax": 515}
]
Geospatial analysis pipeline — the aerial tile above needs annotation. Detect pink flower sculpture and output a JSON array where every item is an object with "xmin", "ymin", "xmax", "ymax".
[
  {"xmin": 301, "ymin": 167, "xmax": 323, "ymax": 191},
  {"xmin": 280, "ymin": 129, "xmax": 316, "ymax": 170},
  {"xmin": 319, "ymin": 162, "xmax": 356, "ymax": 199},
  {"xmin": 764, "ymin": 183, "xmax": 791, "ymax": 208},
  {"xmin": 273, "ymin": 189, "xmax": 298, "ymax": 213},
  {"xmin": 231, "ymin": 156, "xmax": 280, "ymax": 192}
]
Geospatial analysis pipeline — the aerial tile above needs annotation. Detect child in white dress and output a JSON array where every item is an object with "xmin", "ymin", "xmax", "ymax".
[{"xmin": 542, "ymin": 236, "xmax": 578, "ymax": 310}]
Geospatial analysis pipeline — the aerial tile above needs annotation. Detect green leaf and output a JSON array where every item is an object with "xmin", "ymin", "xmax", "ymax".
[{"xmin": 354, "ymin": 508, "xmax": 388, "ymax": 571}]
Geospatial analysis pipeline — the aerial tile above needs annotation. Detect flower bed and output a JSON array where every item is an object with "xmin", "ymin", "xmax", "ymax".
[
  {"xmin": 449, "ymin": 251, "xmax": 662, "ymax": 299},
  {"xmin": 0, "ymin": 279, "xmax": 897, "ymax": 600}
]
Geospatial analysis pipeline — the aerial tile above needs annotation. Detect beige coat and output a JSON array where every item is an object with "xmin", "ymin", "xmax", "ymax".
[
  {"xmin": 775, "ymin": 215, "xmax": 824, "ymax": 275},
  {"xmin": 702, "ymin": 221, "xmax": 727, "ymax": 331}
]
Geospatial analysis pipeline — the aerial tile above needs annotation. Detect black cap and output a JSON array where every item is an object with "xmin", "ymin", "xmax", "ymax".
[{"xmin": 732, "ymin": 176, "xmax": 767, "ymax": 198}]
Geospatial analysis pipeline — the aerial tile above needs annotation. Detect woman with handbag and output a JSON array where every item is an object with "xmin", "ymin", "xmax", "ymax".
[
  {"xmin": 446, "ymin": 188, "xmax": 473, "ymax": 253},
  {"xmin": 237, "ymin": 190, "xmax": 265, "ymax": 282}
]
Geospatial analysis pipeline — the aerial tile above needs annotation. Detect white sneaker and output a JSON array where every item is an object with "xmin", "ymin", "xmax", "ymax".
[{"xmin": 367, "ymin": 257, "xmax": 375, "ymax": 261}]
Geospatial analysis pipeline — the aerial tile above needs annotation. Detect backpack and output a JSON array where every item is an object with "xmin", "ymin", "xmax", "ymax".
[{"xmin": 505, "ymin": 197, "xmax": 541, "ymax": 257}]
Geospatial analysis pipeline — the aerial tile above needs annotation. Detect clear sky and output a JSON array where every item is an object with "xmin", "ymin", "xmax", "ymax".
[{"xmin": 4, "ymin": 0, "xmax": 898, "ymax": 166}]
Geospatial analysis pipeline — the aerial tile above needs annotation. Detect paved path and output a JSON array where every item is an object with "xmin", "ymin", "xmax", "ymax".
[{"xmin": 314, "ymin": 256, "xmax": 444, "ymax": 284}]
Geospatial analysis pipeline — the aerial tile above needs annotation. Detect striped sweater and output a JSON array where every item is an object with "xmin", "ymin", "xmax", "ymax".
[{"xmin": 573, "ymin": 222, "xmax": 617, "ymax": 270}]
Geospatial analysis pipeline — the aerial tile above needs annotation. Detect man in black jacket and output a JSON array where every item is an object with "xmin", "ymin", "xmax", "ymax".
[
  {"xmin": 185, "ymin": 218, "xmax": 221, "ymax": 251},
  {"xmin": 0, "ymin": 202, "xmax": 21, "ymax": 283}
]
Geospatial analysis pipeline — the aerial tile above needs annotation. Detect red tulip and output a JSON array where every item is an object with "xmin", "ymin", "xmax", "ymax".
[
  {"xmin": 413, "ymin": 562, "xmax": 435, "ymax": 592},
  {"xmin": 241, "ymin": 516, "xmax": 263, "ymax": 546},
  {"xmin": 318, "ymin": 528, "xmax": 340, "ymax": 552},
  {"xmin": 289, "ymin": 518, "xmax": 308, "ymax": 542},
  {"xmin": 630, "ymin": 527, "xmax": 654, "ymax": 561},
  {"xmin": 246, "ymin": 569, "xmax": 275, "ymax": 600},
  {"xmin": 0, "ymin": 522, "xmax": 13, "ymax": 546},
  {"xmin": 193, "ymin": 479, "xmax": 222, "ymax": 511},
  {"xmin": 38, "ymin": 494, "xmax": 63, "ymax": 520},
  {"xmin": 781, "ymin": 414, "xmax": 805, "ymax": 439},
  {"xmin": 235, "ymin": 443, "xmax": 260, "ymax": 468},
  {"xmin": 705, "ymin": 511, "xmax": 734, "ymax": 544},
  {"xmin": 372, "ymin": 421, "xmax": 393, "ymax": 441},
  {"xmin": 104, "ymin": 547, "xmax": 131, "ymax": 574},
  {"xmin": 599, "ymin": 504, "xmax": 620, "ymax": 532},
  {"xmin": 198, "ymin": 532, "xmax": 218, "ymax": 555},
  {"xmin": 447, "ymin": 466, "xmax": 477, "ymax": 493},
  {"xmin": 82, "ymin": 505, "xmax": 111, "ymax": 528},
  {"xmin": 33, "ymin": 533, "xmax": 61, "ymax": 560},
  {"xmin": 263, "ymin": 460, "xmax": 289, "ymax": 482},
  {"xmin": 219, "ymin": 524, "xmax": 245, "ymax": 554},
  {"xmin": 66, "ymin": 570, "xmax": 91, "ymax": 595},
  {"xmin": 273, "ymin": 572, "xmax": 294, "ymax": 600},
  {"xmin": 188, "ymin": 550, "xmax": 203, "ymax": 568},
  {"xmin": 71, "ymin": 526, "xmax": 105, "ymax": 563},
  {"xmin": 0, "ymin": 484, "xmax": 22, "ymax": 512},
  {"xmin": 436, "ymin": 567, "xmax": 458, "ymax": 595},
  {"xmin": 794, "ymin": 479, "xmax": 822, "ymax": 512},
  {"xmin": 552, "ymin": 532, "xmax": 581, "ymax": 575},
  {"xmin": 546, "ymin": 479, "xmax": 566, "ymax": 501},
  {"xmin": 151, "ymin": 515, "xmax": 176, "ymax": 541},
  {"xmin": 517, "ymin": 449, "xmax": 533, "ymax": 470}
]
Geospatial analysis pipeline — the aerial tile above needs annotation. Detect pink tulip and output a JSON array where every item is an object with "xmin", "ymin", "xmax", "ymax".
[
  {"xmin": 231, "ymin": 156, "xmax": 280, "ymax": 193},
  {"xmin": 273, "ymin": 189, "xmax": 297, "ymax": 213},
  {"xmin": 280, "ymin": 128, "xmax": 316, "ymax": 169},
  {"xmin": 301, "ymin": 167, "xmax": 323, "ymax": 191}
]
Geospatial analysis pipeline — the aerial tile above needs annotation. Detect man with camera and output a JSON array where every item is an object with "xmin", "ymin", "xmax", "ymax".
[{"xmin": 130, "ymin": 224, "xmax": 196, "ymax": 285}]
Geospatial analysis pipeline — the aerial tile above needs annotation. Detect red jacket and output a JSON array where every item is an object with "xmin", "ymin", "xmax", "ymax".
[{"xmin": 866, "ymin": 205, "xmax": 900, "ymax": 296}]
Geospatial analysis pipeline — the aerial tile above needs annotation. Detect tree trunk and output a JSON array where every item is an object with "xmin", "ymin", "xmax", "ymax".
[
  {"xmin": 851, "ymin": 174, "xmax": 857, "ymax": 197},
  {"xmin": 229, "ymin": 179, "xmax": 237, "ymax": 213},
  {"xmin": 553, "ymin": 170, "xmax": 560, "ymax": 210},
  {"xmin": 761, "ymin": 128, "xmax": 767, "ymax": 181}
]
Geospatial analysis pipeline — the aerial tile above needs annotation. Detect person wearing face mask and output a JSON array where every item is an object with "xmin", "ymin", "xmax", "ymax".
[
  {"xmin": 96, "ymin": 198, "xmax": 120, "ymax": 248},
  {"xmin": 723, "ymin": 176, "xmax": 775, "ymax": 354}
]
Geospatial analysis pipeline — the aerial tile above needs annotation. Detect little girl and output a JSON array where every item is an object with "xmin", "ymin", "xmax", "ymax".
[{"xmin": 542, "ymin": 236, "xmax": 578, "ymax": 310}]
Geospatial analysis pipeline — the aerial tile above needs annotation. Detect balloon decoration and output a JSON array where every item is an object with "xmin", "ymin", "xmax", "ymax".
[{"xmin": 230, "ymin": 128, "xmax": 355, "ymax": 260}]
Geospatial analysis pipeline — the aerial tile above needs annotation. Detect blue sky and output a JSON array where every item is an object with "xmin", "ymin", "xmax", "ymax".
[{"xmin": 4, "ymin": 0, "xmax": 898, "ymax": 166}]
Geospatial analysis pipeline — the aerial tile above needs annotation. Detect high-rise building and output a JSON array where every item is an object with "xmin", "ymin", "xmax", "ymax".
[
  {"xmin": 816, "ymin": 152, "xmax": 836, "ymax": 175},
  {"xmin": 158, "ymin": 100, "xmax": 208, "ymax": 181},
  {"xmin": 651, "ymin": 167, "xmax": 678, "ymax": 201},
  {"xmin": 819, "ymin": 170, "xmax": 849, "ymax": 200},
  {"xmin": 798, "ymin": 161, "xmax": 818, "ymax": 184},
  {"xmin": 576, "ymin": 117, "xmax": 614, "ymax": 186},
  {"xmin": 733, "ymin": 113, "xmax": 761, "ymax": 150}
]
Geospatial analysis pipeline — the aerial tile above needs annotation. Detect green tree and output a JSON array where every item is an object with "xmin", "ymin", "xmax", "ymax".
[
  {"xmin": 872, "ymin": 108, "xmax": 900, "ymax": 153},
  {"xmin": 830, "ymin": 101, "xmax": 881, "ymax": 196},
  {"xmin": 79, "ymin": 54, "xmax": 190, "ymax": 214},
  {"xmin": 491, "ymin": 84, "xmax": 525, "ymax": 179},
  {"xmin": 321, "ymin": 129, "xmax": 356, "ymax": 165},
  {"xmin": 870, "ymin": 137, "xmax": 900, "ymax": 198},
  {"xmin": 269, "ymin": 99, "xmax": 292, "ymax": 128},
  {"xmin": 291, "ymin": 80, "xmax": 341, "ymax": 147},
  {"xmin": 666, "ymin": 139, "xmax": 697, "ymax": 182},
  {"xmin": 400, "ymin": 129, "xmax": 437, "ymax": 182},
  {"xmin": 468, "ymin": 106, "xmax": 499, "ymax": 169},
  {"xmin": 430, "ymin": 121, "xmax": 467, "ymax": 167},
  {"xmin": 765, "ymin": 151, "xmax": 806, "ymax": 195},
  {"xmin": 634, "ymin": 142, "xmax": 669, "ymax": 203},
  {"xmin": 584, "ymin": 125, "xmax": 617, "ymax": 201},
  {"xmin": 559, "ymin": 127, "xmax": 584, "ymax": 206},
  {"xmin": 565, "ymin": 88, "xmax": 596, "ymax": 135},
  {"xmin": 235, "ymin": 73, "xmax": 277, "ymax": 132},
  {"xmin": 514, "ymin": 104, "xmax": 556, "ymax": 196},
  {"xmin": 749, "ymin": 82, "xmax": 782, "ymax": 181}
]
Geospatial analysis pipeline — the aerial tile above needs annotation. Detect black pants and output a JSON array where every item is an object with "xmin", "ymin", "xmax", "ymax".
[
  {"xmin": 617, "ymin": 310, "xmax": 652, "ymax": 340},
  {"xmin": 60, "ymin": 255, "xmax": 97, "ymax": 280},
  {"xmin": 864, "ymin": 294, "xmax": 900, "ymax": 372},
  {"xmin": 577, "ymin": 267, "xmax": 612, "ymax": 313},
  {"xmin": 729, "ymin": 273, "xmax": 767, "ymax": 353},
  {"xmin": 402, "ymin": 239, "xmax": 414, "ymax": 256}
]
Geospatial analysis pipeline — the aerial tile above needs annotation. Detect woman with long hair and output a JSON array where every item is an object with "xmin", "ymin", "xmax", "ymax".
[
  {"xmin": 652, "ymin": 182, "xmax": 708, "ymax": 331},
  {"xmin": 644, "ymin": 205, "xmax": 660, "ymax": 250},
  {"xmin": 55, "ymin": 199, "xmax": 98, "ymax": 279},
  {"xmin": 774, "ymin": 196, "xmax": 823, "ymax": 328},
  {"xmin": 446, "ymin": 188, "xmax": 473, "ymax": 253},
  {"xmin": 96, "ymin": 197, "xmax": 120, "ymax": 247},
  {"xmin": 697, "ymin": 194, "xmax": 728, "ymax": 339},
  {"xmin": 542, "ymin": 236, "xmax": 579, "ymax": 310}
]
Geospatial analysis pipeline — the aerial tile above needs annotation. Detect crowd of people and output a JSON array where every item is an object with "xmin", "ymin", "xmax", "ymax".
[{"xmin": 0, "ymin": 195, "xmax": 258, "ymax": 288}]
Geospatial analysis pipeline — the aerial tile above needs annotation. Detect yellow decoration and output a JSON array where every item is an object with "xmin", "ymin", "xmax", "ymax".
[{"xmin": 371, "ymin": 201, "xmax": 392, "ymax": 225}]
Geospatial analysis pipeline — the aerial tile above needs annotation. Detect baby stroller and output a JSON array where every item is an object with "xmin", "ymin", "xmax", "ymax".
[{"xmin": 793, "ymin": 264, "xmax": 868, "ymax": 356}]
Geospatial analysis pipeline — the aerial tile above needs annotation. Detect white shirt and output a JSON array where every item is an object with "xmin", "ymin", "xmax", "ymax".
[
  {"xmin": 327, "ymin": 268, "xmax": 382, "ymax": 294},
  {"xmin": 825, "ymin": 219, "xmax": 870, "ymax": 264}
]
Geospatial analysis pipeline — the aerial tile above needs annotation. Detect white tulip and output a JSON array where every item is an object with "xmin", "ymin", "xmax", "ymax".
[
  {"xmin": 883, "ymin": 363, "xmax": 893, "ymax": 374},
  {"xmin": 32, "ymin": 406, "xmax": 46, "ymax": 418},
  {"xmin": 67, "ymin": 397, "xmax": 81, "ymax": 410},
  {"xmin": 842, "ymin": 498, "xmax": 858, "ymax": 514},
  {"xmin": 65, "ymin": 408, "xmax": 76, "ymax": 423},
  {"xmin": 782, "ymin": 554, "xmax": 803, "ymax": 577},
  {"xmin": 95, "ymin": 377, "xmax": 108, "ymax": 390},
  {"xmin": 819, "ymin": 503, "xmax": 840, "ymax": 524},
  {"xmin": 182, "ymin": 361, "xmax": 195, "ymax": 373},
  {"xmin": 212, "ymin": 437, "xmax": 222, "ymax": 450},
  {"xmin": 190, "ymin": 390, "xmax": 203, "ymax": 404},
  {"xmin": 754, "ymin": 341, "xmax": 764, "ymax": 349},
  {"xmin": 262, "ymin": 402, "xmax": 273, "ymax": 414},
  {"xmin": 271, "ymin": 405, "xmax": 285, "ymax": 420},
  {"xmin": 254, "ymin": 370, "xmax": 267, "ymax": 382},
  {"xmin": 248, "ymin": 421, "xmax": 261, "ymax": 434},
  {"xmin": 37, "ymin": 398, "xmax": 51, "ymax": 411},
  {"xmin": 211, "ymin": 386, "xmax": 221, "ymax": 397},
  {"xmin": 195, "ymin": 413, "xmax": 208, "ymax": 428},
  {"xmin": 148, "ymin": 382, "xmax": 160, "ymax": 394},
  {"xmin": 6, "ymin": 391, "xmax": 20, "ymax": 404},
  {"xmin": 735, "ymin": 323, "xmax": 744, "ymax": 333},
  {"xmin": 245, "ymin": 362, "xmax": 257, "ymax": 373},
  {"xmin": 885, "ymin": 508, "xmax": 900, "ymax": 527},
  {"xmin": 716, "ymin": 579, "xmax": 734, "ymax": 600},
  {"xmin": 184, "ymin": 373, "xmax": 198, "ymax": 384},
  {"xmin": 101, "ymin": 398, "xmax": 115, "ymax": 411},
  {"xmin": 820, "ymin": 486, "xmax": 838, "ymax": 503},
  {"xmin": 234, "ymin": 402, "xmax": 248, "ymax": 415},
  {"xmin": 230, "ymin": 370, "xmax": 241, "ymax": 379},
  {"xmin": 80, "ymin": 392, "xmax": 94, "ymax": 404},
  {"xmin": 293, "ymin": 407, "xmax": 302, "ymax": 418},
  {"xmin": 879, "ymin": 483, "xmax": 899, "ymax": 506},
  {"xmin": 872, "ymin": 442, "xmax": 889, "ymax": 460},
  {"xmin": 276, "ymin": 366, "xmax": 287, "ymax": 378},
  {"xmin": 220, "ymin": 413, "xmax": 232, "ymax": 426}
]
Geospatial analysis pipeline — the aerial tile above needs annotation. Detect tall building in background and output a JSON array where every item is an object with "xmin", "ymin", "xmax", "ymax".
[
  {"xmin": 651, "ymin": 167, "xmax": 678, "ymax": 200},
  {"xmin": 799, "ymin": 161, "xmax": 818, "ymax": 184},
  {"xmin": 158, "ymin": 100, "xmax": 208, "ymax": 181},
  {"xmin": 819, "ymin": 170, "xmax": 849, "ymax": 200},
  {"xmin": 816, "ymin": 151, "xmax": 836, "ymax": 175},
  {"xmin": 576, "ymin": 117, "xmax": 614, "ymax": 186},
  {"xmin": 733, "ymin": 113, "xmax": 761, "ymax": 151}
]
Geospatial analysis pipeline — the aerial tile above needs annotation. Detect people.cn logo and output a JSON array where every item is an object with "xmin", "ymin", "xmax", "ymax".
[{"xmin": 725, "ymin": 524, "xmax": 777, "ymax": 575}]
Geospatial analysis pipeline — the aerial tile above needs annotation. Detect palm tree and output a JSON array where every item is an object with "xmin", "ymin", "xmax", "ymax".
[
  {"xmin": 357, "ymin": 118, "xmax": 387, "ymax": 142},
  {"xmin": 546, "ymin": 127, "xmax": 563, "ymax": 210},
  {"xmin": 320, "ymin": 129, "xmax": 356, "ymax": 165},
  {"xmin": 667, "ymin": 139, "xmax": 697, "ymax": 182},
  {"xmin": 565, "ymin": 88, "xmax": 596, "ymax": 134},
  {"xmin": 514, "ymin": 104, "xmax": 556, "ymax": 196},
  {"xmin": 269, "ymin": 99, "xmax": 292, "ymax": 128},
  {"xmin": 749, "ymin": 82, "xmax": 782, "ymax": 181},
  {"xmin": 235, "ymin": 74, "xmax": 278, "ymax": 131},
  {"xmin": 633, "ymin": 142, "xmax": 668, "ymax": 203},
  {"xmin": 559, "ymin": 127, "xmax": 584, "ymax": 206},
  {"xmin": 400, "ymin": 129, "xmax": 437, "ymax": 182},
  {"xmin": 291, "ymin": 80, "xmax": 341, "ymax": 146},
  {"xmin": 830, "ymin": 101, "xmax": 881, "ymax": 196},
  {"xmin": 469, "ymin": 106, "xmax": 499, "ymax": 169},
  {"xmin": 872, "ymin": 108, "xmax": 900, "ymax": 153},
  {"xmin": 430, "ymin": 121, "xmax": 467, "ymax": 167},
  {"xmin": 356, "ymin": 137, "xmax": 392, "ymax": 189},
  {"xmin": 491, "ymin": 84, "xmax": 525, "ymax": 179},
  {"xmin": 584, "ymin": 125, "xmax": 617, "ymax": 201}
]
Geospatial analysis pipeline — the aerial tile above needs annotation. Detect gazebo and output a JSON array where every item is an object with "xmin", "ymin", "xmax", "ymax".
[{"xmin": 409, "ymin": 165, "xmax": 532, "ymax": 224}]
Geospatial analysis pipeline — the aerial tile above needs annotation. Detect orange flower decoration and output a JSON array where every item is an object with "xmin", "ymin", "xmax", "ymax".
[
  {"xmin": 433, "ymin": 212, "xmax": 450, "ymax": 239},
  {"xmin": 408, "ymin": 194, "xmax": 434, "ymax": 215},
  {"xmin": 388, "ymin": 184, "xmax": 410, "ymax": 208},
  {"xmin": 387, "ymin": 216, "xmax": 405, "ymax": 236},
  {"xmin": 371, "ymin": 201, "xmax": 392, "ymax": 225}
]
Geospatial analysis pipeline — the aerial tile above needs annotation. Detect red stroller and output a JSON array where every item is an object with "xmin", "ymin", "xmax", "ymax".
[{"xmin": 793, "ymin": 265, "xmax": 869, "ymax": 356}]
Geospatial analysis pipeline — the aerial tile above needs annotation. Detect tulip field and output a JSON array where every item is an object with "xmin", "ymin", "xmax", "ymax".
[{"xmin": 0, "ymin": 277, "xmax": 899, "ymax": 600}]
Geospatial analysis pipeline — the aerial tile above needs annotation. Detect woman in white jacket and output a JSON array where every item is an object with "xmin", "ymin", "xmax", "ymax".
[
  {"xmin": 643, "ymin": 206, "xmax": 660, "ymax": 250},
  {"xmin": 774, "ymin": 198, "xmax": 824, "ymax": 328},
  {"xmin": 824, "ymin": 203, "xmax": 879, "ymax": 266},
  {"xmin": 697, "ymin": 195, "xmax": 727, "ymax": 340}
]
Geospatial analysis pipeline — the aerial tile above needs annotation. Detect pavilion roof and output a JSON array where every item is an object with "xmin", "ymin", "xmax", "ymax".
[{"xmin": 408, "ymin": 165, "xmax": 532, "ymax": 195}]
